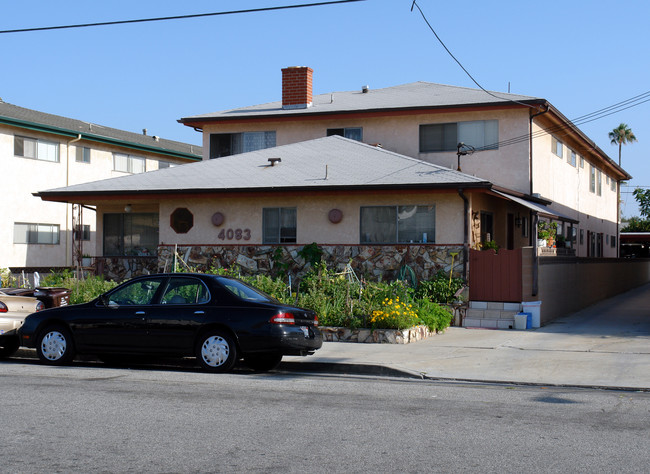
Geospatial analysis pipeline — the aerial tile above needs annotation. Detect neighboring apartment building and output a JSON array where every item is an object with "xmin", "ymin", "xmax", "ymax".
[
  {"xmin": 180, "ymin": 67, "xmax": 630, "ymax": 257},
  {"xmin": 0, "ymin": 100, "xmax": 201, "ymax": 272}
]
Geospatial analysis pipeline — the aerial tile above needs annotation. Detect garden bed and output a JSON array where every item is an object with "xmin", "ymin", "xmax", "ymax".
[{"xmin": 320, "ymin": 325, "xmax": 440, "ymax": 344}]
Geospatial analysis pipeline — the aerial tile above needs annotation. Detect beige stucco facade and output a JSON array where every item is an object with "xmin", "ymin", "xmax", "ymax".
[{"xmin": 1, "ymin": 122, "xmax": 197, "ymax": 270}]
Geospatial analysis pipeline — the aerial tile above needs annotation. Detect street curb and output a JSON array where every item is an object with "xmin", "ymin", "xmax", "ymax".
[{"xmin": 279, "ymin": 361, "xmax": 650, "ymax": 392}]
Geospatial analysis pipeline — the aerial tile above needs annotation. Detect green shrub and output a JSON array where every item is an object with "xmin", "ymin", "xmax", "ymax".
[
  {"xmin": 40, "ymin": 270, "xmax": 118, "ymax": 305},
  {"xmin": 413, "ymin": 299, "xmax": 453, "ymax": 332},
  {"xmin": 415, "ymin": 271, "xmax": 464, "ymax": 304}
]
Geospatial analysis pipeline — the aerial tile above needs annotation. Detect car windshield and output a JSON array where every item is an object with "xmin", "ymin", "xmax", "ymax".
[{"xmin": 217, "ymin": 277, "xmax": 276, "ymax": 303}]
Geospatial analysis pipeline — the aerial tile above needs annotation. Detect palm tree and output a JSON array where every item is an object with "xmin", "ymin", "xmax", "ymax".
[{"xmin": 609, "ymin": 123, "xmax": 637, "ymax": 166}]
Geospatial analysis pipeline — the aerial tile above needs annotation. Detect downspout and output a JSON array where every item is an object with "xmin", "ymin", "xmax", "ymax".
[
  {"xmin": 458, "ymin": 188, "xmax": 470, "ymax": 282},
  {"xmin": 65, "ymin": 134, "xmax": 82, "ymax": 266},
  {"xmin": 529, "ymin": 106, "xmax": 547, "ymax": 297}
]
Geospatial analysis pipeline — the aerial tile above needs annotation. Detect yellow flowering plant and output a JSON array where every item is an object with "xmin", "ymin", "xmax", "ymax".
[{"xmin": 370, "ymin": 296, "xmax": 420, "ymax": 330}]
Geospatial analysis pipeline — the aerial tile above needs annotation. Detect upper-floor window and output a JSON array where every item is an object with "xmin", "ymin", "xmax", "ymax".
[
  {"xmin": 209, "ymin": 131, "xmax": 276, "ymax": 159},
  {"xmin": 262, "ymin": 207, "xmax": 296, "ymax": 244},
  {"xmin": 114, "ymin": 153, "xmax": 145, "ymax": 173},
  {"xmin": 597, "ymin": 169, "xmax": 602, "ymax": 196},
  {"xmin": 14, "ymin": 222, "xmax": 60, "ymax": 244},
  {"xmin": 76, "ymin": 146, "xmax": 91, "ymax": 163},
  {"xmin": 579, "ymin": 155, "xmax": 585, "ymax": 168},
  {"xmin": 158, "ymin": 160, "xmax": 175, "ymax": 169},
  {"xmin": 551, "ymin": 136, "xmax": 563, "ymax": 158},
  {"xmin": 14, "ymin": 136, "xmax": 59, "ymax": 162},
  {"xmin": 360, "ymin": 205, "xmax": 435, "ymax": 244},
  {"xmin": 589, "ymin": 164, "xmax": 596, "ymax": 193},
  {"xmin": 327, "ymin": 127, "xmax": 363, "ymax": 141},
  {"xmin": 610, "ymin": 178, "xmax": 617, "ymax": 192},
  {"xmin": 419, "ymin": 120, "xmax": 498, "ymax": 153},
  {"xmin": 567, "ymin": 149, "xmax": 577, "ymax": 167}
]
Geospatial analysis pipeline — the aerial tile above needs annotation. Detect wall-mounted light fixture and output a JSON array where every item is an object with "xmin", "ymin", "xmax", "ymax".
[{"xmin": 124, "ymin": 204, "xmax": 132, "ymax": 213}]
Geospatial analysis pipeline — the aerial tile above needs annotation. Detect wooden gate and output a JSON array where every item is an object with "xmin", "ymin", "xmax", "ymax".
[{"xmin": 469, "ymin": 248, "xmax": 522, "ymax": 302}]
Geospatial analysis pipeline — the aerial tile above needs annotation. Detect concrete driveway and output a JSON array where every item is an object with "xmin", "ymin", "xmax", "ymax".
[{"xmin": 284, "ymin": 283, "xmax": 650, "ymax": 389}]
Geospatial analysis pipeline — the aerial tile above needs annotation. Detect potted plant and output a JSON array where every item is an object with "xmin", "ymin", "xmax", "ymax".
[{"xmin": 537, "ymin": 221, "xmax": 557, "ymax": 247}]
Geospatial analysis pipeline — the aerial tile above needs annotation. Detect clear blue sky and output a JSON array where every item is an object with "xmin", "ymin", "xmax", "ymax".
[{"xmin": 2, "ymin": 0, "xmax": 648, "ymax": 217}]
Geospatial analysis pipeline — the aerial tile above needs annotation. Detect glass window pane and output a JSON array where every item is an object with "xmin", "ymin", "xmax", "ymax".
[
  {"xmin": 360, "ymin": 207, "xmax": 396, "ymax": 243},
  {"xmin": 344, "ymin": 128, "xmax": 363, "ymax": 141},
  {"xmin": 38, "ymin": 141, "xmax": 58, "ymax": 162},
  {"xmin": 124, "ymin": 213, "xmax": 158, "ymax": 255},
  {"xmin": 109, "ymin": 278, "xmax": 163, "ymax": 306},
  {"xmin": 114, "ymin": 153, "xmax": 128, "ymax": 172},
  {"xmin": 263, "ymin": 208, "xmax": 280, "ymax": 243},
  {"xmin": 103, "ymin": 214, "xmax": 123, "ymax": 256},
  {"xmin": 458, "ymin": 121, "xmax": 484, "ymax": 148},
  {"xmin": 130, "ymin": 156, "xmax": 145, "ymax": 174},
  {"xmin": 279, "ymin": 208, "xmax": 296, "ymax": 243},
  {"xmin": 397, "ymin": 205, "xmax": 435, "ymax": 243}
]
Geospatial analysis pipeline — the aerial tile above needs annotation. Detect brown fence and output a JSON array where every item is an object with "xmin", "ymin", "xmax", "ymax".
[{"xmin": 469, "ymin": 248, "xmax": 522, "ymax": 302}]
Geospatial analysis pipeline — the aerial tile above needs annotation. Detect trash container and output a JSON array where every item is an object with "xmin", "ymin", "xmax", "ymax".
[
  {"xmin": 514, "ymin": 313, "xmax": 527, "ymax": 330},
  {"xmin": 33, "ymin": 287, "xmax": 71, "ymax": 308},
  {"xmin": 521, "ymin": 301, "xmax": 542, "ymax": 328}
]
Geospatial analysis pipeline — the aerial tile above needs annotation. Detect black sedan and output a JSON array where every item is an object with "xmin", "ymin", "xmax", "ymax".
[{"xmin": 18, "ymin": 273, "xmax": 322, "ymax": 372}]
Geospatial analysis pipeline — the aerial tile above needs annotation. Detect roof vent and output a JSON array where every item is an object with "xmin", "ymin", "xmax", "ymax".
[
  {"xmin": 362, "ymin": 85, "xmax": 369, "ymax": 93},
  {"xmin": 153, "ymin": 136, "xmax": 159, "ymax": 142},
  {"xmin": 143, "ymin": 128, "xmax": 148, "ymax": 135},
  {"xmin": 268, "ymin": 157, "xmax": 281, "ymax": 166}
]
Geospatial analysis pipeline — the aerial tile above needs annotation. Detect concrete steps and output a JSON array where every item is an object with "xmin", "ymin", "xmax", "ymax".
[{"xmin": 464, "ymin": 301, "xmax": 521, "ymax": 329}]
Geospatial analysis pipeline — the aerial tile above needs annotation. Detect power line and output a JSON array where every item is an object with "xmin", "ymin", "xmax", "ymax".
[{"xmin": 0, "ymin": 0, "xmax": 365, "ymax": 34}]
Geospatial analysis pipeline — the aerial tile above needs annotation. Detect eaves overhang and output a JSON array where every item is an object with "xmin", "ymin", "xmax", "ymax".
[
  {"xmin": 0, "ymin": 116, "xmax": 201, "ymax": 161},
  {"xmin": 179, "ymin": 99, "xmax": 547, "ymax": 128},
  {"xmin": 35, "ymin": 180, "xmax": 493, "ymax": 204}
]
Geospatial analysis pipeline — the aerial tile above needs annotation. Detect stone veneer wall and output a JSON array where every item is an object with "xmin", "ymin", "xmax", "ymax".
[
  {"xmin": 94, "ymin": 257, "xmax": 158, "ymax": 282},
  {"xmin": 157, "ymin": 244, "xmax": 465, "ymax": 283}
]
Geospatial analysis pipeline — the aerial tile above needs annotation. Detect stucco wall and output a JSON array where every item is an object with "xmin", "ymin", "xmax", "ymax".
[
  {"xmin": 533, "ymin": 257, "xmax": 650, "ymax": 323},
  {"xmin": 1, "ymin": 123, "xmax": 194, "ymax": 269}
]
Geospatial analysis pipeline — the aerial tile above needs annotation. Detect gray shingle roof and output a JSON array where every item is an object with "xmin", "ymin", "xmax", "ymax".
[
  {"xmin": 0, "ymin": 100, "xmax": 201, "ymax": 159},
  {"xmin": 37, "ymin": 136, "xmax": 490, "ymax": 199},
  {"xmin": 181, "ymin": 81, "xmax": 542, "ymax": 122}
]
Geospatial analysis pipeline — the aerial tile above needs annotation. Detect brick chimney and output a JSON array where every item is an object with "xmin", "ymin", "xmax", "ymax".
[{"xmin": 282, "ymin": 66, "xmax": 313, "ymax": 110}]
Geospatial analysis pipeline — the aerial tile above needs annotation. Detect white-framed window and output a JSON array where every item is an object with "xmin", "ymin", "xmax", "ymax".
[
  {"xmin": 360, "ymin": 205, "xmax": 435, "ymax": 244},
  {"xmin": 113, "ymin": 153, "xmax": 146, "ymax": 173},
  {"xmin": 579, "ymin": 155, "xmax": 585, "ymax": 168},
  {"xmin": 590, "ymin": 164, "xmax": 596, "ymax": 193},
  {"xmin": 611, "ymin": 178, "xmax": 617, "ymax": 192},
  {"xmin": 76, "ymin": 146, "xmax": 91, "ymax": 163},
  {"xmin": 551, "ymin": 136, "xmax": 563, "ymax": 158},
  {"xmin": 74, "ymin": 224, "xmax": 91, "ymax": 241},
  {"xmin": 14, "ymin": 136, "xmax": 59, "ymax": 162},
  {"xmin": 419, "ymin": 120, "xmax": 498, "ymax": 152},
  {"xmin": 14, "ymin": 222, "xmax": 60, "ymax": 244},
  {"xmin": 327, "ymin": 127, "xmax": 363, "ymax": 141},
  {"xmin": 567, "ymin": 149, "xmax": 577, "ymax": 167},
  {"xmin": 597, "ymin": 170, "xmax": 602, "ymax": 196},
  {"xmin": 263, "ymin": 207, "xmax": 296, "ymax": 244},
  {"xmin": 209, "ymin": 131, "xmax": 276, "ymax": 159}
]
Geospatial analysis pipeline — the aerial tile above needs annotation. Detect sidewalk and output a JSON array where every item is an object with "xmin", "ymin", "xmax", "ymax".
[{"xmin": 283, "ymin": 283, "xmax": 650, "ymax": 390}]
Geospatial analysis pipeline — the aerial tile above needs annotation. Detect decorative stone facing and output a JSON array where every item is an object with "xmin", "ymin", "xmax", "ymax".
[
  {"xmin": 95, "ymin": 257, "xmax": 157, "ymax": 282},
  {"xmin": 157, "ymin": 244, "xmax": 465, "ymax": 282},
  {"xmin": 320, "ymin": 325, "xmax": 436, "ymax": 344}
]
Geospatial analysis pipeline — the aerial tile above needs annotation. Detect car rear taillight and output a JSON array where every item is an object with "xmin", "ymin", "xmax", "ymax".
[
  {"xmin": 270, "ymin": 312, "xmax": 295, "ymax": 325},
  {"xmin": 35, "ymin": 301, "xmax": 45, "ymax": 312},
  {"xmin": 313, "ymin": 315, "xmax": 319, "ymax": 327},
  {"xmin": 0, "ymin": 302, "xmax": 7, "ymax": 313}
]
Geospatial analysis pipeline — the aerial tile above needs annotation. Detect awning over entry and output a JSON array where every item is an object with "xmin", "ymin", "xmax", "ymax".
[{"xmin": 492, "ymin": 190, "xmax": 579, "ymax": 224}]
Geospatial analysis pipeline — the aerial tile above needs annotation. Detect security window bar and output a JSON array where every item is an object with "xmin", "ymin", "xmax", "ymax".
[
  {"xmin": 360, "ymin": 205, "xmax": 435, "ymax": 244},
  {"xmin": 263, "ymin": 208, "xmax": 297, "ymax": 244},
  {"xmin": 14, "ymin": 222, "xmax": 60, "ymax": 244},
  {"xmin": 327, "ymin": 127, "xmax": 363, "ymax": 141},
  {"xmin": 420, "ymin": 120, "xmax": 498, "ymax": 152},
  {"xmin": 14, "ymin": 136, "xmax": 59, "ymax": 162}
]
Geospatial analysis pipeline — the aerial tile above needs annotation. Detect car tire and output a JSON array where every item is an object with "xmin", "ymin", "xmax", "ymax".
[
  {"xmin": 196, "ymin": 330, "xmax": 237, "ymax": 373},
  {"xmin": 0, "ymin": 336, "xmax": 20, "ymax": 358},
  {"xmin": 243, "ymin": 352, "xmax": 283, "ymax": 372},
  {"xmin": 36, "ymin": 325, "xmax": 75, "ymax": 365}
]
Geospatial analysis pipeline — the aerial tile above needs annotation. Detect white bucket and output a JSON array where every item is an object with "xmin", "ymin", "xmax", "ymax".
[{"xmin": 514, "ymin": 313, "xmax": 527, "ymax": 330}]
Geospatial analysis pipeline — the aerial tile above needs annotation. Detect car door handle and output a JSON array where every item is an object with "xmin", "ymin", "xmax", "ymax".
[
  {"xmin": 135, "ymin": 311, "xmax": 146, "ymax": 315},
  {"xmin": 194, "ymin": 311, "xmax": 205, "ymax": 315}
]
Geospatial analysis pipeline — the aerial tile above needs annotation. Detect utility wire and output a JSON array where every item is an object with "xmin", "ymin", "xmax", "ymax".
[
  {"xmin": 410, "ymin": 0, "xmax": 536, "ymax": 110},
  {"xmin": 0, "ymin": 0, "xmax": 365, "ymax": 34}
]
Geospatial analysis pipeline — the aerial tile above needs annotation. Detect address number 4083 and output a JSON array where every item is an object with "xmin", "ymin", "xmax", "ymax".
[{"xmin": 217, "ymin": 228, "xmax": 251, "ymax": 241}]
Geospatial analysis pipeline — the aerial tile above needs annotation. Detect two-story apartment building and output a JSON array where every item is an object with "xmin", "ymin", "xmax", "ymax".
[
  {"xmin": 180, "ymin": 67, "xmax": 629, "ymax": 258},
  {"xmin": 1, "ymin": 100, "xmax": 201, "ymax": 274}
]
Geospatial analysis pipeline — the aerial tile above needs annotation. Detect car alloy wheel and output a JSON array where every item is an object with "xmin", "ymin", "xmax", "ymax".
[
  {"xmin": 196, "ymin": 331, "xmax": 237, "ymax": 373},
  {"xmin": 37, "ymin": 326, "xmax": 75, "ymax": 365}
]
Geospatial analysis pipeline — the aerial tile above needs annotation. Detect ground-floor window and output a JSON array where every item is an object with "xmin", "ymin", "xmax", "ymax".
[
  {"xmin": 13, "ymin": 222, "xmax": 60, "ymax": 244},
  {"xmin": 360, "ymin": 205, "xmax": 435, "ymax": 244},
  {"xmin": 262, "ymin": 208, "xmax": 296, "ymax": 244},
  {"xmin": 103, "ymin": 213, "xmax": 158, "ymax": 256}
]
